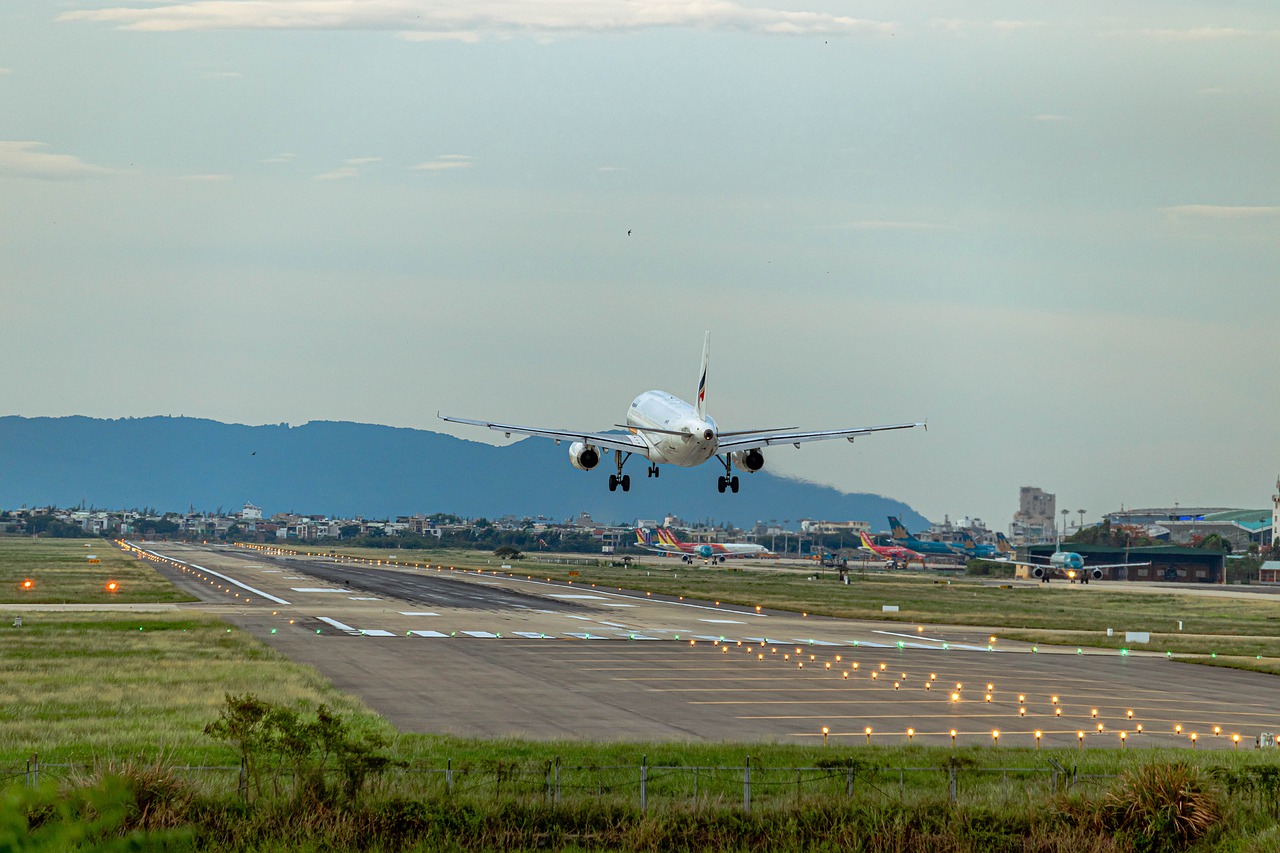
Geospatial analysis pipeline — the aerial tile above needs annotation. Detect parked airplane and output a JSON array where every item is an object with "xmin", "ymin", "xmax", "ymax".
[
  {"xmin": 981, "ymin": 540, "xmax": 1151, "ymax": 584},
  {"xmin": 956, "ymin": 531, "xmax": 1000, "ymax": 559},
  {"xmin": 634, "ymin": 528, "xmax": 771, "ymax": 562},
  {"xmin": 441, "ymin": 333, "xmax": 924, "ymax": 493},
  {"xmin": 857, "ymin": 532, "xmax": 926, "ymax": 569},
  {"xmin": 886, "ymin": 516, "xmax": 962, "ymax": 557},
  {"xmin": 995, "ymin": 532, "xmax": 1015, "ymax": 556}
]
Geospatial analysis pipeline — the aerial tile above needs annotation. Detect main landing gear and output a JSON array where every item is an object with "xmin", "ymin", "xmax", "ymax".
[
  {"xmin": 716, "ymin": 455, "xmax": 740, "ymax": 493},
  {"xmin": 647, "ymin": 464, "xmax": 660, "ymax": 478},
  {"xmin": 609, "ymin": 451, "xmax": 633, "ymax": 492}
]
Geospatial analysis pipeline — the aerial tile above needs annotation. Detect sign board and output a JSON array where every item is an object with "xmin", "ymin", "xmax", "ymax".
[
  {"xmin": 882, "ymin": 605, "xmax": 899, "ymax": 612},
  {"xmin": 1125, "ymin": 631, "xmax": 1150, "ymax": 644}
]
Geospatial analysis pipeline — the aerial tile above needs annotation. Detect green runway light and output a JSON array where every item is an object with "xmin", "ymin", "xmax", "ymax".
[
  {"xmin": 271, "ymin": 629, "xmax": 276, "ymax": 634},
  {"xmin": 941, "ymin": 643, "xmax": 948, "ymax": 650},
  {"xmin": 1077, "ymin": 648, "xmax": 1082, "ymax": 654},
  {"xmin": 897, "ymin": 641, "xmax": 904, "ymax": 648},
  {"xmin": 987, "ymin": 645, "xmax": 993, "ymax": 651},
  {"xmin": 1120, "ymin": 648, "xmax": 1129, "ymax": 656},
  {"xmin": 1032, "ymin": 646, "xmax": 1038, "ymax": 653},
  {"xmin": 316, "ymin": 630, "xmax": 321, "ymax": 634},
  {"xmin": 1211, "ymin": 652, "xmax": 1217, "ymax": 658}
]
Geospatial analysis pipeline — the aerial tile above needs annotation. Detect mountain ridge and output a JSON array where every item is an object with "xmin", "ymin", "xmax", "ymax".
[{"xmin": 0, "ymin": 415, "xmax": 930, "ymax": 529}]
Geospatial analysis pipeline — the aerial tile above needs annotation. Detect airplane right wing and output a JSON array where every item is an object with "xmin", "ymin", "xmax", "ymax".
[
  {"xmin": 715, "ymin": 421, "xmax": 924, "ymax": 453},
  {"xmin": 438, "ymin": 414, "xmax": 649, "ymax": 456}
]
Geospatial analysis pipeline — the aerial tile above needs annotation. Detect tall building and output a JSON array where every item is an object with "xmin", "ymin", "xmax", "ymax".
[{"xmin": 1011, "ymin": 487, "xmax": 1056, "ymax": 545}]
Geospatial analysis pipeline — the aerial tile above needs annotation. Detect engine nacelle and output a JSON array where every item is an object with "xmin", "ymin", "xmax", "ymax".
[
  {"xmin": 732, "ymin": 448, "xmax": 765, "ymax": 473},
  {"xmin": 1089, "ymin": 567, "xmax": 1104, "ymax": 581},
  {"xmin": 568, "ymin": 442, "xmax": 600, "ymax": 471},
  {"xmin": 1030, "ymin": 565, "xmax": 1047, "ymax": 580}
]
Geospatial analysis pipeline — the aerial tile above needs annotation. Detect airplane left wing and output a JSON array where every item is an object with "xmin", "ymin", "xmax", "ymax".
[
  {"xmin": 438, "ymin": 414, "xmax": 649, "ymax": 456},
  {"xmin": 715, "ymin": 421, "xmax": 925, "ymax": 453}
]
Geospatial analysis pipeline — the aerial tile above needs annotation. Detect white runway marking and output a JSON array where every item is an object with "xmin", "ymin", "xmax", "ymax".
[
  {"xmin": 512, "ymin": 631, "xmax": 550, "ymax": 639},
  {"xmin": 598, "ymin": 621, "xmax": 632, "ymax": 628},
  {"xmin": 349, "ymin": 596, "xmax": 381, "ymax": 601},
  {"xmin": 599, "ymin": 603, "xmax": 636, "ymax": 607},
  {"xmin": 548, "ymin": 594, "xmax": 608, "ymax": 600},
  {"xmin": 461, "ymin": 630, "xmax": 498, "ymax": 638},
  {"xmin": 129, "ymin": 545, "xmax": 290, "ymax": 605},
  {"xmin": 564, "ymin": 632, "xmax": 597, "ymax": 639},
  {"xmin": 400, "ymin": 611, "xmax": 439, "ymax": 616},
  {"xmin": 700, "ymin": 618, "xmax": 745, "ymax": 624},
  {"xmin": 317, "ymin": 617, "xmax": 358, "ymax": 634},
  {"xmin": 408, "ymin": 630, "xmax": 449, "ymax": 638},
  {"xmin": 360, "ymin": 629, "xmax": 396, "ymax": 637},
  {"xmin": 292, "ymin": 587, "xmax": 352, "ymax": 593},
  {"xmin": 563, "ymin": 614, "xmax": 593, "ymax": 621}
]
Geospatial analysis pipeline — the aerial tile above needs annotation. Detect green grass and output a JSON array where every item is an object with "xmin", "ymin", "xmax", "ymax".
[
  {"xmin": 0, "ymin": 536, "xmax": 196, "ymax": 603},
  {"xmin": 0, "ymin": 611, "xmax": 391, "ymax": 765}
]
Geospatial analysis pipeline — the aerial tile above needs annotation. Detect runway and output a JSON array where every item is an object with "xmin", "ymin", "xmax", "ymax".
[{"xmin": 131, "ymin": 542, "xmax": 1280, "ymax": 750}]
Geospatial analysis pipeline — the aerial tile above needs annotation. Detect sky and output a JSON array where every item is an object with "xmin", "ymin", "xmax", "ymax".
[{"xmin": 2, "ymin": 1, "xmax": 1278, "ymax": 529}]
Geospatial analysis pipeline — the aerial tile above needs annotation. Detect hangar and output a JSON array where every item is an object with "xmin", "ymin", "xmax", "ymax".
[{"xmin": 1025, "ymin": 543, "xmax": 1225, "ymax": 584}]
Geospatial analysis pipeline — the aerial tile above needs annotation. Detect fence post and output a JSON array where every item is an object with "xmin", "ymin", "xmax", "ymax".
[
  {"xmin": 32, "ymin": 754, "xmax": 38, "ymax": 788},
  {"xmin": 846, "ymin": 765, "xmax": 854, "ymax": 797},
  {"xmin": 693, "ymin": 766, "xmax": 699, "ymax": 806},
  {"xmin": 743, "ymin": 757, "xmax": 751, "ymax": 813},
  {"xmin": 238, "ymin": 754, "xmax": 248, "ymax": 802},
  {"xmin": 446, "ymin": 758, "xmax": 453, "ymax": 793},
  {"xmin": 948, "ymin": 766, "xmax": 957, "ymax": 804},
  {"xmin": 554, "ymin": 756, "xmax": 561, "ymax": 805},
  {"xmin": 640, "ymin": 755, "xmax": 648, "ymax": 813}
]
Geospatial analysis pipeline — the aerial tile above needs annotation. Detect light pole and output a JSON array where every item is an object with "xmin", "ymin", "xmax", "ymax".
[
  {"xmin": 1077, "ymin": 509, "xmax": 1086, "ymax": 530},
  {"xmin": 1060, "ymin": 509, "xmax": 1069, "ymax": 539}
]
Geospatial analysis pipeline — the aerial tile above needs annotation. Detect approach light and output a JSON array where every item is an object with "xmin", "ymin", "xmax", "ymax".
[
  {"xmin": 864, "ymin": 727, "xmax": 872, "ymax": 745},
  {"xmin": 105, "ymin": 581, "xmax": 118, "ymax": 593},
  {"xmin": 21, "ymin": 579, "xmax": 34, "ymax": 590},
  {"xmin": 907, "ymin": 728, "xmax": 914, "ymax": 742},
  {"xmin": 1034, "ymin": 731, "xmax": 1042, "ymax": 748}
]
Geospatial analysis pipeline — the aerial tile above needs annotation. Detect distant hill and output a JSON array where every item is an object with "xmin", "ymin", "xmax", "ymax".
[{"xmin": 0, "ymin": 416, "xmax": 929, "ymax": 530}]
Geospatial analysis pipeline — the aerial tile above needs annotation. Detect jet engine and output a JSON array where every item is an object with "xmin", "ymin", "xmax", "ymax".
[
  {"xmin": 568, "ymin": 442, "xmax": 600, "ymax": 471},
  {"xmin": 1089, "ymin": 567, "xmax": 1104, "ymax": 581},
  {"xmin": 732, "ymin": 448, "xmax": 765, "ymax": 473},
  {"xmin": 1030, "ymin": 565, "xmax": 1048, "ymax": 580}
]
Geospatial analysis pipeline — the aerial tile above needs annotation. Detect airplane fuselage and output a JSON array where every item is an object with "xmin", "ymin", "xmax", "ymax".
[
  {"xmin": 1049, "ymin": 551, "xmax": 1086, "ymax": 571},
  {"xmin": 626, "ymin": 391, "xmax": 720, "ymax": 467}
]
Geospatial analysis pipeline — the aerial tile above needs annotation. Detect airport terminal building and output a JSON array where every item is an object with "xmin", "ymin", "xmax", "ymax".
[{"xmin": 1024, "ymin": 543, "xmax": 1226, "ymax": 584}]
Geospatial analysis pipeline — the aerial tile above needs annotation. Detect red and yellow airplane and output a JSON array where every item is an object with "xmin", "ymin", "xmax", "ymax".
[{"xmin": 858, "ymin": 531, "xmax": 927, "ymax": 569}]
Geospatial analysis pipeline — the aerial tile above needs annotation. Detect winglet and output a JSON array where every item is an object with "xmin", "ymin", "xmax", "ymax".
[{"xmin": 695, "ymin": 331, "xmax": 710, "ymax": 421}]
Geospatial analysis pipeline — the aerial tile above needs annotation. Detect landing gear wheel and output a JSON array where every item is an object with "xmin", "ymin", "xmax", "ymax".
[
  {"xmin": 717, "ymin": 476, "xmax": 727, "ymax": 493},
  {"xmin": 648, "ymin": 465, "xmax": 660, "ymax": 478},
  {"xmin": 609, "ymin": 475, "xmax": 618, "ymax": 492},
  {"xmin": 621, "ymin": 474, "xmax": 631, "ymax": 492},
  {"xmin": 730, "ymin": 476, "xmax": 740, "ymax": 493}
]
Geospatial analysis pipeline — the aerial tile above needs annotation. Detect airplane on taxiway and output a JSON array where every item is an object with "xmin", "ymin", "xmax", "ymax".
[
  {"xmin": 857, "ymin": 531, "xmax": 927, "ymax": 569},
  {"xmin": 441, "ymin": 333, "xmax": 924, "ymax": 493},
  {"xmin": 634, "ymin": 528, "xmax": 771, "ymax": 563},
  {"xmin": 979, "ymin": 537, "xmax": 1151, "ymax": 583}
]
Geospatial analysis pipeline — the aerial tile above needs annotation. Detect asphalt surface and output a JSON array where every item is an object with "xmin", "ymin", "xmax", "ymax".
[{"xmin": 129, "ymin": 542, "xmax": 1280, "ymax": 750}]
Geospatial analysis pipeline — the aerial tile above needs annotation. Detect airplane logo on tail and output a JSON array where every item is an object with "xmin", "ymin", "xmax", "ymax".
[
  {"xmin": 996, "ymin": 532, "xmax": 1013, "ymax": 554},
  {"xmin": 888, "ymin": 516, "xmax": 911, "ymax": 539}
]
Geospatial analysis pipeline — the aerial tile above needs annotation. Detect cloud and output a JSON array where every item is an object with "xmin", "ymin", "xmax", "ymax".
[
  {"xmin": 314, "ymin": 157, "xmax": 382, "ymax": 180},
  {"xmin": 1162, "ymin": 204, "xmax": 1280, "ymax": 219},
  {"xmin": 837, "ymin": 219, "xmax": 953, "ymax": 231},
  {"xmin": 0, "ymin": 141, "xmax": 111, "ymax": 179},
  {"xmin": 60, "ymin": 0, "xmax": 896, "ymax": 40},
  {"xmin": 930, "ymin": 18, "xmax": 1042, "ymax": 36},
  {"xmin": 1135, "ymin": 27, "xmax": 1257, "ymax": 42},
  {"xmin": 411, "ymin": 154, "xmax": 473, "ymax": 172}
]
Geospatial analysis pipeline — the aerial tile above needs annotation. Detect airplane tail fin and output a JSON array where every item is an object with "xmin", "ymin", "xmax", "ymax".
[
  {"xmin": 859, "ymin": 531, "xmax": 877, "ymax": 549},
  {"xmin": 635, "ymin": 528, "xmax": 653, "ymax": 546},
  {"xmin": 695, "ymin": 331, "xmax": 710, "ymax": 421},
  {"xmin": 996, "ymin": 532, "xmax": 1013, "ymax": 553},
  {"xmin": 659, "ymin": 527, "xmax": 685, "ymax": 546},
  {"xmin": 959, "ymin": 531, "xmax": 977, "ymax": 547},
  {"xmin": 888, "ymin": 516, "xmax": 910, "ymax": 539}
]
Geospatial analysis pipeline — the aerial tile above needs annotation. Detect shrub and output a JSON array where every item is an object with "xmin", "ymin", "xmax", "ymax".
[{"xmin": 1099, "ymin": 762, "xmax": 1224, "ymax": 853}]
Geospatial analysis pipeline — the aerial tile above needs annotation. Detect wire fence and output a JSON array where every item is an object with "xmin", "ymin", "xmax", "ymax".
[{"xmin": 4, "ymin": 755, "xmax": 1115, "ymax": 810}]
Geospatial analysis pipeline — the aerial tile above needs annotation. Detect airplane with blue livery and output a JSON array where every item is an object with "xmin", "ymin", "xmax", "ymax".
[{"xmin": 886, "ymin": 516, "xmax": 964, "ymax": 557}]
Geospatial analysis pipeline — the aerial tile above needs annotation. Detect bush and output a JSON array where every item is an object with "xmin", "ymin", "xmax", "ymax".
[{"xmin": 1099, "ymin": 762, "xmax": 1224, "ymax": 853}]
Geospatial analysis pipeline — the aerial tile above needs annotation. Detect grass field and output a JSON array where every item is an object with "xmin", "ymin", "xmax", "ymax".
[{"xmin": 0, "ymin": 537, "xmax": 196, "ymax": 604}]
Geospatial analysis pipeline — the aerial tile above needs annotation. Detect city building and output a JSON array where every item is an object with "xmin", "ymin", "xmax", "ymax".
[{"xmin": 1011, "ymin": 487, "xmax": 1056, "ymax": 545}]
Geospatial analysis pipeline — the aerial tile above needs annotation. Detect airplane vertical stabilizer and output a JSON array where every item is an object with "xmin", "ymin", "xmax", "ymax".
[{"xmin": 695, "ymin": 331, "xmax": 710, "ymax": 421}]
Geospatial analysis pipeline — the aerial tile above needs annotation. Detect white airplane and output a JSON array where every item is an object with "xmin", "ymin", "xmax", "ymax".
[{"xmin": 440, "ymin": 332, "xmax": 924, "ymax": 493}]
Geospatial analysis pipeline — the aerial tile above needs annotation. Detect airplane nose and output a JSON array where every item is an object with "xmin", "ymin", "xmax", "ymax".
[{"xmin": 703, "ymin": 429, "xmax": 714, "ymax": 441}]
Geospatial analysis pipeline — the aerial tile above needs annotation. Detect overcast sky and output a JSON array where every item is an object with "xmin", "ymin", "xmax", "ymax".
[{"xmin": 2, "ymin": 1, "xmax": 1277, "ymax": 528}]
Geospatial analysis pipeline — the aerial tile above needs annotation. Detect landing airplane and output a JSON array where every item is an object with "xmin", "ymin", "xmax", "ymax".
[
  {"xmin": 886, "ymin": 516, "xmax": 962, "ymax": 557},
  {"xmin": 857, "ymin": 531, "xmax": 926, "ymax": 569},
  {"xmin": 441, "ymin": 333, "xmax": 924, "ymax": 493},
  {"xmin": 634, "ymin": 528, "xmax": 771, "ymax": 563}
]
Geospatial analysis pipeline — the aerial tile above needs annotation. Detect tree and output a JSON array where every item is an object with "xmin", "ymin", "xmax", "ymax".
[{"xmin": 494, "ymin": 545, "xmax": 522, "ymax": 560}]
